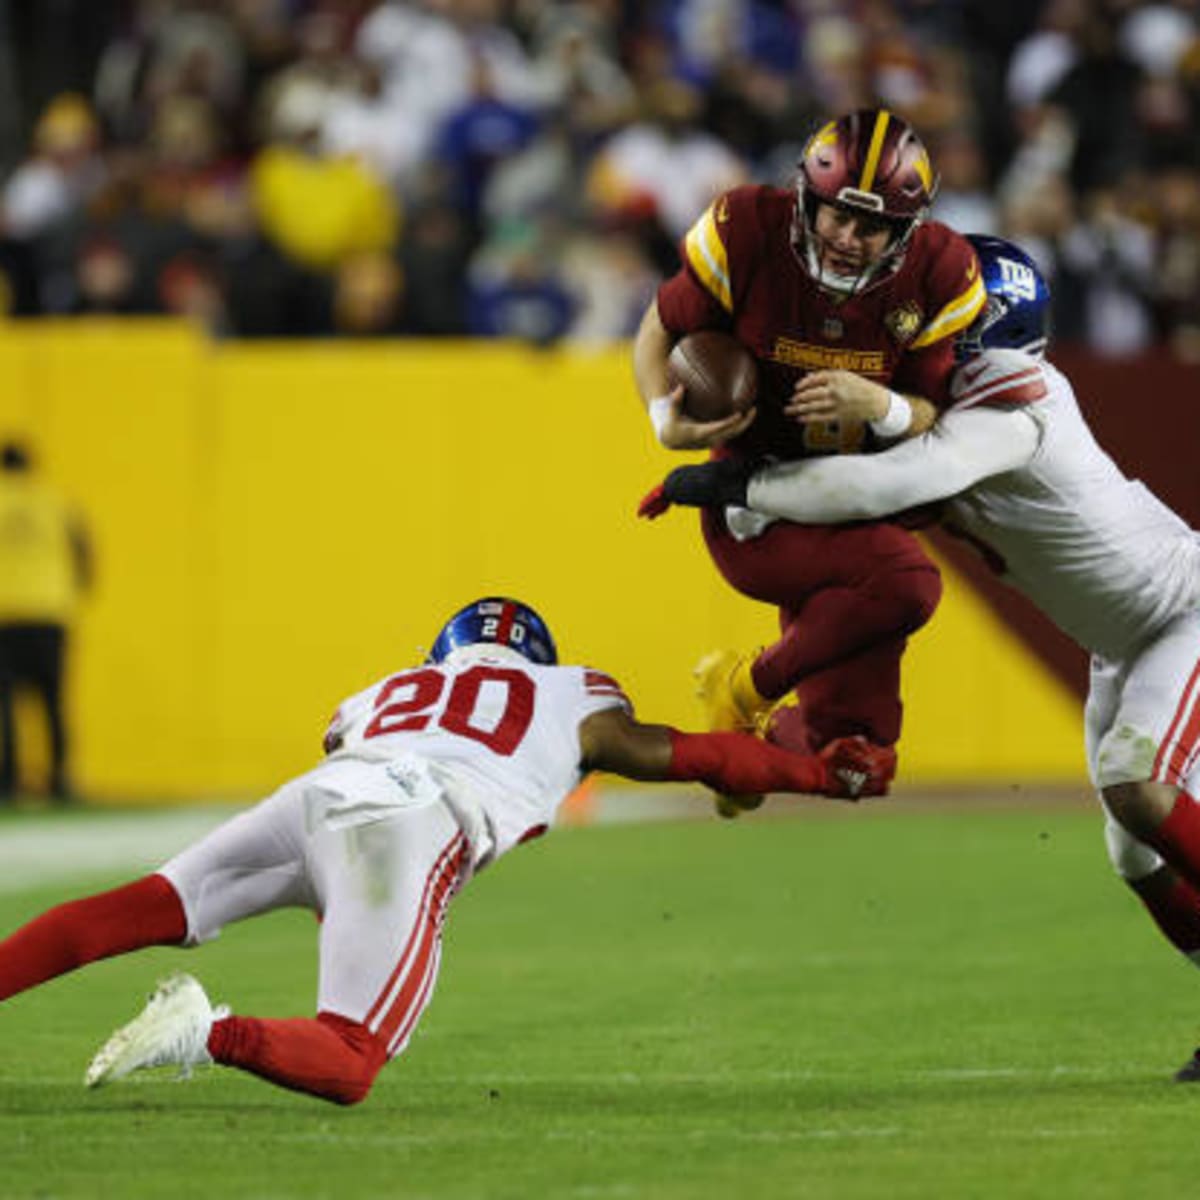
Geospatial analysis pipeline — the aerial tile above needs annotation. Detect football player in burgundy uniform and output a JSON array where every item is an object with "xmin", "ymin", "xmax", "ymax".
[
  {"xmin": 0, "ymin": 598, "xmax": 886, "ymax": 1105},
  {"xmin": 633, "ymin": 108, "xmax": 985, "ymax": 806},
  {"xmin": 649, "ymin": 238, "xmax": 1200, "ymax": 1081}
]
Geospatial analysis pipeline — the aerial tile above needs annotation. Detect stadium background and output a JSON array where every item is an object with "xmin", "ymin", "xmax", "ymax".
[{"xmin": 0, "ymin": 0, "xmax": 1197, "ymax": 802}]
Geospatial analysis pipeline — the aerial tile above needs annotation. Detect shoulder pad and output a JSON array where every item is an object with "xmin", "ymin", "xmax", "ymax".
[
  {"xmin": 681, "ymin": 185, "xmax": 782, "ymax": 313},
  {"xmin": 950, "ymin": 349, "xmax": 1050, "ymax": 409},
  {"xmin": 909, "ymin": 224, "xmax": 987, "ymax": 350}
]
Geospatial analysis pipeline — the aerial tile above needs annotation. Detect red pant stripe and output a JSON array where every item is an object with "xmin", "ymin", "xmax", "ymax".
[
  {"xmin": 375, "ymin": 842, "xmax": 465, "ymax": 1048},
  {"xmin": 388, "ymin": 940, "xmax": 443, "ymax": 1058},
  {"xmin": 363, "ymin": 833, "xmax": 464, "ymax": 1031},
  {"xmin": 1153, "ymin": 659, "xmax": 1200, "ymax": 785}
]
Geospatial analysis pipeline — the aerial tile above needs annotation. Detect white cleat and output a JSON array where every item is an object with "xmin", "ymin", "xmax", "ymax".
[{"xmin": 84, "ymin": 973, "xmax": 228, "ymax": 1089}]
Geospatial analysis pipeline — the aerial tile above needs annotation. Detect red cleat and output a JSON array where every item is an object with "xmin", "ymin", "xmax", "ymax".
[{"xmin": 818, "ymin": 736, "xmax": 897, "ymax": 800}]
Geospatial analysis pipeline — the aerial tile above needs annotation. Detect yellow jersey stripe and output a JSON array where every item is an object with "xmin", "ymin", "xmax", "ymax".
[
  {"xmin": 858, "ymin": 110, "xmax": 891, "ymax": 194},
  {"xmin": 910, "ymin": 273, "xmax": 987, "ymax": 349},
  {"xmin": 683, "ymin": 206, "xmax": 732, "ymax": 312}
]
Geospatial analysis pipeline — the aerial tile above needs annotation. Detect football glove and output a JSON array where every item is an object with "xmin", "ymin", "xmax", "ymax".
[{"xmin": 637, "ymin": 457, "xmax": 757, "ymax": 519}]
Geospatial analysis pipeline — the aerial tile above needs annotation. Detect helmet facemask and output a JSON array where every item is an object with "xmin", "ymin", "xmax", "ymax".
[
  {"xmin": 792, "ymin": 108, "xmax": 937, "ymax": 297},
  {"xmin": 793, "ymin": 186, "xmax": 924, "ymax": 297}
]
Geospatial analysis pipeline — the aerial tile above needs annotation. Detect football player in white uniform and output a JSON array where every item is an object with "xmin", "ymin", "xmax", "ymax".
[
  {"xmin": 0, "ymin": 597, "xmax": 886, "ymax": 1104},
  {"xmin": 643, "ymin": 237, "xmax": 1200, "ymax": 1080}
]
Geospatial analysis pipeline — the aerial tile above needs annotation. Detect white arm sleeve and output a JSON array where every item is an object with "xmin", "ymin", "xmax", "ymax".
[{"xmin": 747, "ymin": 405, "xmax": 1041, "ymax": 524}]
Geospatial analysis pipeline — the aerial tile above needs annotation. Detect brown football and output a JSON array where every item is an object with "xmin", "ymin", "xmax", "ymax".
[{"xmin": 667, "ymin": 331, "xmax": 759, "ymax": 421}]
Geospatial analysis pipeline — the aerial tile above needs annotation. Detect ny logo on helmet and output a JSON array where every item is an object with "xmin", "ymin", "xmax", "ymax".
[{"xmin": 997, "ymin": 258, "xmax": 1039, "ymax": 302}]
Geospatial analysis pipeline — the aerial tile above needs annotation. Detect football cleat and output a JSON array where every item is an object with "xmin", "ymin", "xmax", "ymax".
[
  {"xmin": 85, "ymin": 973, "xmax": 228, "ymax": 1088},
  {"xmin": 714, "ymin": 792, "xmax": 765, "ymax": 821},
  {"xmin": 694, "ymin": 649, "xmax": 777, "ymax": 820},
  {"xmin": 1174, "ymin": 1048, "xmax": 1200, "ymax": 1082},
  {"xmin": 818, "ymin": 735, "xmax": 897, "ymax": 800},
  {"xmin": 693, "ymin": 649, "xmax": 773, "ymax": 735}
]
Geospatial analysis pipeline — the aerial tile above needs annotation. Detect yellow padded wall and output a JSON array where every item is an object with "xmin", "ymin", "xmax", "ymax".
[{"xmin": 0, "ymin": 322, "xmax": 1086, "ymax": 800}]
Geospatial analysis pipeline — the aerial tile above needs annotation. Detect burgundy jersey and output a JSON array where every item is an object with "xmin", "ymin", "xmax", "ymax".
[{"xmin": 656, "ymin": 185, "xmax": 985, "ymax": 460}]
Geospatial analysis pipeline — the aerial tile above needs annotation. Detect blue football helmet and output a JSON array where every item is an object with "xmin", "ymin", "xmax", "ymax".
[
  {"xmin": 957, "ymin": 234, "xmax": 1051, "ymax": 359},
  {"xmin": 428, "ymin": 597, "xmax": 558, "ymax": 666}
]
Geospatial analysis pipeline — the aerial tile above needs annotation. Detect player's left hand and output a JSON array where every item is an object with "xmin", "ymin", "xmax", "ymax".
[{"xmin": 785, "ymin": 370, "xmax": 891, "ymax": 425}]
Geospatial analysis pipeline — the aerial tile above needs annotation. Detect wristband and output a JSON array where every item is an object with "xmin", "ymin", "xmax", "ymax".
[
  {"xmin": 869, "ymin": 391, "xmax": 913, "ymax": 439},
  {"xmin": 648, "ymin": 395, "xmax": 674, "ymax": 443}
]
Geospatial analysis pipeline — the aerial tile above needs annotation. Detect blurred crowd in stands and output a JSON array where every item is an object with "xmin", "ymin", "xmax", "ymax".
[{"xmin": 0, "ymin": 0, "xmax": 1197, "ymax": 357}]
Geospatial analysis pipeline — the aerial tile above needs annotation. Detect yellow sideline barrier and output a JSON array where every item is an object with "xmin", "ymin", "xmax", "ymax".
[{"xmin": 0, "ymin": 321, "xmax": 1086, "ymax": 801}]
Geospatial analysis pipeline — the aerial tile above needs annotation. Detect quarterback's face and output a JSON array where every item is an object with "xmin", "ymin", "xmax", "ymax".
[{"xmin": 812, "ymin": 203, "xmax": 894, "ymax": 275}]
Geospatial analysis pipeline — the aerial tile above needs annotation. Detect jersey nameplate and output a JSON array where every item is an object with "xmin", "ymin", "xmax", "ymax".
[{"xmin": 770, "ymin": 338, "xmax": 886, "ymax": 375}]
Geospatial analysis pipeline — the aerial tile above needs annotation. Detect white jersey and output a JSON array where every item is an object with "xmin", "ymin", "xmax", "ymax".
[
  {"xmin": 321, "ymin": 646, "xmax": 630, "ymax": 863},
  {"xmin": 748, "ymin": 348, "xmax": 1200, "ymax": 660}
]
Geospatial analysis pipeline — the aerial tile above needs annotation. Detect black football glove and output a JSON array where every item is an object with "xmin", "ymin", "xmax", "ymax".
[{"xmin": 662, "ymin": 457, "xmax": 756, "ymax": 509}]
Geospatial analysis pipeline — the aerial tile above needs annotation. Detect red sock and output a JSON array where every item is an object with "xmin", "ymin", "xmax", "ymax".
[
  {"xmin": 0, "ymin": 874, "xmax": 186, "ymax": 1002},
  {"xmin": 1144, "ymin": 794, "xmax": 1200, "ymax": 892},
  {"xmin": 208, "ymin": 1012, "xmax": 389, "ymax": 1106},
  {"xmin": 1129, "ymin": 869, "xmax": 1200, "ymax": 954}
]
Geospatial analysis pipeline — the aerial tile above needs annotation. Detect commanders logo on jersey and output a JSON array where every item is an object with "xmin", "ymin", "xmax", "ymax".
[{"xmin": 885, "ymin": 302, "xmax": 923, "ymax": 344}]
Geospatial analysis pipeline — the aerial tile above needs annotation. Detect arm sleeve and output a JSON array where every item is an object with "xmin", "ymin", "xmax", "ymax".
[
  {"xmin": 747, "ymin": 405, "xmax": 1041, "ymax": 524},
  {"xmin": 667, "ymin": 730, "xmax": 826, "ymax": 795}
]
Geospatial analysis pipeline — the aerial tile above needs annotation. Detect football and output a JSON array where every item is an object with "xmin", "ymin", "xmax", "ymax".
[{"xmin": 667, "ymin": 331, "xmax": 758, "ymax": 422}]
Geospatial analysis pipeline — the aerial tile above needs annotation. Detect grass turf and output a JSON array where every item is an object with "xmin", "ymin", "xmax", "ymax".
[{"xmin": 3, "ymin": 798, "xmax": 1200, "ymax": 1198}]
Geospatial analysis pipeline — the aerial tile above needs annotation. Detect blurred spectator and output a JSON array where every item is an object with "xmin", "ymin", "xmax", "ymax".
[
  {"xmin": 1119, "ymin": 1, "xmax": 1198, "ymax": 79},
  {"xmin": 399, "ymin": 192, "xmax": 471, "ymax": 335},
  {"xmin": 435, "ymin": 55, "xmax": 541, "ymax": 227},
  {"xmin": 1056, "ymin": 185, "xmax": 1158, "ymax": 357},
  {"xmin": 159, "ymin": 250, "xmax": 232, "ymax": 336},
  {"xmin": 931, "ymin": 127, "xmax": 999, "ymax": 236},
  {"xmin": 0, "ymin": 0, "xmax": 1191, "ymax": 358},
  {"xmin": 0, "ymin": 439, "xmax": 90, "ymax": 803},
  {"xmin": 73, "ymin": 233, "xmax": 140, "ymax": 314},
  {"xmin": 94, "ymin": 0, "xmax": 248, "ymax": 150},
  {"xmin": 466, "ymin": 216, "xmax": 575, "ymax": 343},
  {"xmin": 1154, "ymin": 166, "xmax": 1200, "ymax": 360},
  {"xmin": 1046, "ymin": 10, "xmax": 1146, "ymax": 193},
  {"xmin": 560, "ymin": 222, "xmax": 658, "ymax": 346},
  {"xmin": 2, "ymin": 94, "xmax": 105, "ymax": 241},
  {"xmin": 331, "ymin": 251, "xmax": 405, "ymax": 336},
  {"xmin": 250, "ymin": 78, "xmax": 400, "ymax": 273},
  {"xmin": 1005, "ymin": 0, "xmax": 1087, "ymax": 126},
  {"xmin": 586, "ymin": 76, "xmax": 747, "ymax": 241}
]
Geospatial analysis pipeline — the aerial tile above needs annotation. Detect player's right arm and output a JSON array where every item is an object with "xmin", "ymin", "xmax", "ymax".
[
  {"xmin": 633, "ymin": 189, "xmax": 759, "ymax": 451},
  {"xmin": 577, "ymin": 706, "xmax": 882, "ymax": 799},
  {"xmin": 632, "ymin": 298, "xmax": 755, "ymax": 451}
]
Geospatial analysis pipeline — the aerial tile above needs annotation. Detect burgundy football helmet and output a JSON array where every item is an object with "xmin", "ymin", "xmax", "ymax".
[{"xmin": 794, "ymin": 108, "xmax": 938, "ymax": 294}]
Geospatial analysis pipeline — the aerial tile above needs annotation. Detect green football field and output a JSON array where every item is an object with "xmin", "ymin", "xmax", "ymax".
[{"xmin": 4, "ymin": 796, "xmax": 1200, "ymax": 1199}]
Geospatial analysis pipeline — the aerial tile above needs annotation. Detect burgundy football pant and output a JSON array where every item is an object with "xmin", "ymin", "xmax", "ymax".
[{"xmin": 702, "ymin": 510, "xmax": 942, "ymax": 750}]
